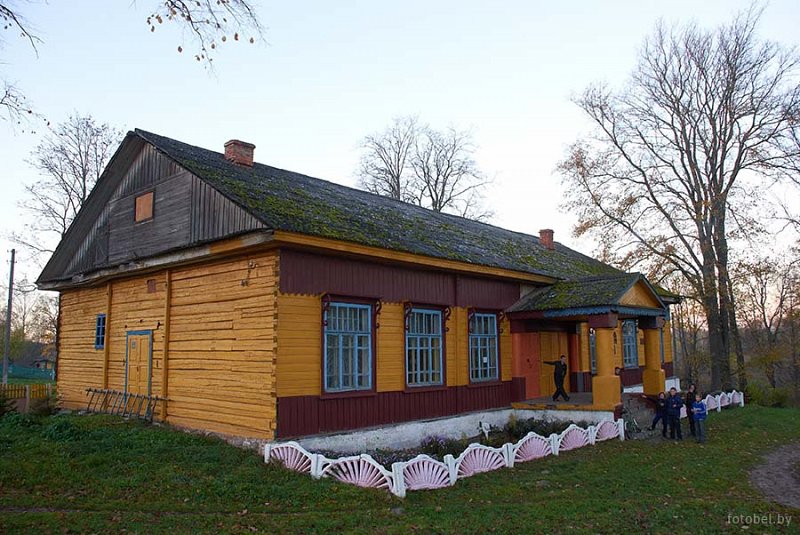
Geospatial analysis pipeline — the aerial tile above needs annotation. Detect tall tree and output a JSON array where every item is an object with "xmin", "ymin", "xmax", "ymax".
[
  {"xmin": 15, "ymin": 114, "xmax": 122, "ymax": 259},
  {"xmin": 559, "ymin": 8, "xmax": 800, "ymax": 390},
  {"xmin": 357, "ymin": 116, "xmax": 492, "ymax": 221}
]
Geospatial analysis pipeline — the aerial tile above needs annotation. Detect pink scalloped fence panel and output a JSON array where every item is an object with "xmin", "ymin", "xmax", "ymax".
[
  {"xmin": 559, "ymin": 427, "xmax": 589, "ymax": 452},
  {"xmin": 325, "ymin": 458, "xmax": 392, "ymax": 490},
  {"xmin": 403, "ymin": 458, "xmax": 451, "ymax": 490},
  {"xmin": 594, "ymin": 421, "xmax": 619, "ymax": 442},
  {"xmin": 514, "ymin": 435, "xmax": 552, "ymax": 463},
  {"xmin": 706, "ymin": 396, "xmax": 718, "ymax": 409},
  {"xmin": 271, "ymin": 445, "xmax": 312, "ymax": 473},
  {"xmin": 457, "ymin": 448, "xmax": 505, "ymax": 478},
  {"xmin": 720, "ymin": 393, "xmax": 730, "ymax": 406},
  {"xmin": 732, "ymin": 392, "xmax": 741, "ymax": 404}
]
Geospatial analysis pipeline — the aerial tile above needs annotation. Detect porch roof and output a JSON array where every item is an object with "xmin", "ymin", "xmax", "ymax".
[{"xmin": 507, "ymin": 273, "xmax": 668, "ymax": 317}]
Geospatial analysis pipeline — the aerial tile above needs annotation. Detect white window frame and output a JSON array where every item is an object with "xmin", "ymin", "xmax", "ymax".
[
  {"xmin": 469, "ymin": 312, "xmax": 499, "ymax": 382},
  {"xmin": 323, "ymin": 302, "xmax": 372, "ymax": 393},
  {"xmin": 406, "ymin": 308, "xmax": 444, "ymax": 387}
]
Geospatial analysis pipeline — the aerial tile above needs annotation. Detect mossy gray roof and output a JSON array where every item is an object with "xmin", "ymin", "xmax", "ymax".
[
  {"xmin": 507, "ymin": 273, "xmax": 666, "ymax": 313},
  {"xmin": 135, "ymin": 129, "xmax": 621, "ymax": 280}
]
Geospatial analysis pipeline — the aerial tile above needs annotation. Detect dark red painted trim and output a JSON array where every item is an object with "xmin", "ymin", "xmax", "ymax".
[
  {"xmin": 570, "ymin": 371, "xmax": 593, "ymax": 393},
  {"xmin": 280, "ymin": 248, "xmax": 521, "ymax": 310},
  {"xmin": 510, "ymin": 319, "xmax": 577, "ymax": 333},
  {"xmin": 276, "ymin": 381, "xmax": 516, "ymax": 438},
  {"xmin": 511, "ymin": 377, "xmax": 526, "ymax": 402},
  {"xmin": 619, "ymin": 366, "xmax": 644, "ymax": 387},
  {"xmin": 663, "ymin": 361, "xmax": 674, "ymax": 377}
]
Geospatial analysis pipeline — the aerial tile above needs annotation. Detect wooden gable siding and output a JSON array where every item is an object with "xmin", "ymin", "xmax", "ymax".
[
  {"xmin": 58, "ymin": 143, "xmax": 265, "ymax": 281},
  {"xmin": 279, "ymin": 248, "xmax": 521, "ymax": 309},
  {"xmin": 57, "ymin": 251, "xmax": 278, "ymax": 439},
  {"xmin": 620, "ymin": 281, "xmax": 662, "ymax": 309}
]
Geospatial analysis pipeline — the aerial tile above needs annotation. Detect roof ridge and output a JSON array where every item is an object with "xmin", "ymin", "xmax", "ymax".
[
  {"xmin": 131, "ymin": 128, "xmax": 623, "ymax": 280},
  {"xmin": 134, "ymin": 128, "xmax": 552, "ymax": 245}
]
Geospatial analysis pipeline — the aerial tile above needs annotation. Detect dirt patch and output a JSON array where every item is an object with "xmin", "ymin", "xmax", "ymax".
[{"xmin": 749, "ymin": 442, "xmax": 800, "ymax": 509}]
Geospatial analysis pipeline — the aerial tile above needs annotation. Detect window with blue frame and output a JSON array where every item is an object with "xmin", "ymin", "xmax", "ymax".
[
  {"xmin": 406, "ymin": 308, "xmax": 443, "ymax": 387},
  {"xmin": 94, "ymin": 314, "xmax": 106, "ymax": 350},
  {"xmin": 622, "ymin": 320, "xmax": 638, "ymax": 368},
  {"xmin": 323, "ymin": 303, "xmax": 372, "ymax": 392},
  {"xmin": 469, "ymin": 313, "xmax": 498, "ymax": 382},
  {"xmin": 589, "ymin": 328, "xmax": 597, "ymax": 374},
  {"xmin": 660, "ymin": 327, "xmax": 665, "ymax": 364}
]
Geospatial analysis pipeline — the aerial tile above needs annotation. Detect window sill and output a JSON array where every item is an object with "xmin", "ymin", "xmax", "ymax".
[
  {"xmin": 466, "ymin": 380, "xmax": 503, "ymax": 389},
  {"xmin": 403, "ymin": 384, "xmax": 447, "ymax": 394},
  {"xmin": 319, "ymin": 390, "xmax": 377, "ymax": 400}
]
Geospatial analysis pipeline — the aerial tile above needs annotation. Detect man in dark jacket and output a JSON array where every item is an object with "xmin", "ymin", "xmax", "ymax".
[
  {"xmin": 544, "ymin": 355, "xmax": 570, "ymax": 401},
  {"xmin": 666, "ymin": 387, "xmax": 683, "ymax": 440}
]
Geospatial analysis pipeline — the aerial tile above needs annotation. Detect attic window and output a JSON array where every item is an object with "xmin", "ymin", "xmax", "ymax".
[{"xmin": 135, "ymin": 192, "xmax": 154, "ymax": 222}]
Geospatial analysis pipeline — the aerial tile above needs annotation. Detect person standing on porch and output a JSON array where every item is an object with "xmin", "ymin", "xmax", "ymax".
[
  {"xmin": 544, "ymin": 355, "xmax": 570, "ymax": 402},
  {"xmin": 666, "ymin": 387, "xmax": 683, "ymax": 440},
  {"xmin": 684, "ymin": 384, "xmax": 697, "ymax": 437}
]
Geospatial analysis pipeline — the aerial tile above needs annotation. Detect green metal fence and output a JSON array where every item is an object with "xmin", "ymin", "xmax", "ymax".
[{"xmin": 8, "ymin": 365, "xmax": 55, "ymax": 381}]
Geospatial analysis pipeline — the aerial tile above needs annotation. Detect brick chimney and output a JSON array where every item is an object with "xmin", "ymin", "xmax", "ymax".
[
  {"xmin": 539, "ymin": 229, "xmax": 554, "ymax": 250},
  {"xmin": 224, "ymin": 139, "xmax": 256, "ymax": 167}
]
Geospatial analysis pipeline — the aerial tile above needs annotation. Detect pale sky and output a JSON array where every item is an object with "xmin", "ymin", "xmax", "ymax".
[{"xmin": 1, "ymin": 0, "xmax": 798, "ymax": 285}]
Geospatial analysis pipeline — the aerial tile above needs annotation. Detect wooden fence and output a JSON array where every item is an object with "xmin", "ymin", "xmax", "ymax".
[{"xmin": 1, "ymin": 383, "xmax": 54, "ymax": 412}]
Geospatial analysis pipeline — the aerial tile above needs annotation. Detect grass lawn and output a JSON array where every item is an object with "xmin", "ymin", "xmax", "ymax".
[{"xmin": 0, "ymin": 406, "xmax": 797, "ymax": 534}]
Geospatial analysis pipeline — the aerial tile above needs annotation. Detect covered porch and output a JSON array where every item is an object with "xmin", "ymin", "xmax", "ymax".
[{"xmin": 507, "ymin": 273, "xmax": 675, "ymax": 412}]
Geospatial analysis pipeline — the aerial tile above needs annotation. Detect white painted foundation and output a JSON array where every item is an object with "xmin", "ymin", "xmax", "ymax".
[
  {"xmin": 295, "ymin": 407, "xmax": 615, "ymax": 453},
  {"xmin": 623, "ymin": 376, "xmax": 681, "ymax": 394}
]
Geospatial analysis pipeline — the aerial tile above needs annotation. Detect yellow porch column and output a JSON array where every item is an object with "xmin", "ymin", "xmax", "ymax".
[
  {"xmin": 592, "ymin": 323, "xmax": 621, "ymax": 409},
  {"xmin": 642, "ymin": 323, "xmax": 666, "ymax": 396}
]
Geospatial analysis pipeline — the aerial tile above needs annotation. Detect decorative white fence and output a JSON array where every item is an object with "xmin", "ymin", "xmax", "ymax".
[
  {"xmin": 264, "ymin": 390, "xmax": 744, "ymax": 498},
  {"xmin": 264, "ymin": 419, "xmax": 624, "ymax": 498}
]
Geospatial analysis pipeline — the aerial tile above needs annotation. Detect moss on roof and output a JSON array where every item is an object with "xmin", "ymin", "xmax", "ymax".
[
  {"xmin": 136, "ymin": 129, "xmax": 621, "ymax": 280},
  {"xmin": 507, "ymin": 273, "xmax": 665, "ymax": 313}
]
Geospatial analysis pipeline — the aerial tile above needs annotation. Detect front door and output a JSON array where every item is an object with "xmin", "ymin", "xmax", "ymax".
[
  {"xmin": 539, "ymin": 332, "xmax": 569, "ymax": 398},
  {"xmin": 126, "ymin": 331, "xmax": 152, "ymax": 396},
  {"xmin": 512, "ymin": 332, "xmax": 540, "ymax": 399}
]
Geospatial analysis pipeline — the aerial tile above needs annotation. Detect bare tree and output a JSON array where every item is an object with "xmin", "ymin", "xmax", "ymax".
[
  {"xmin": 559, "ymin": 7, "xmax": 800, "ymax": 390},
  {"xmin": 0, "ymin": 2, "xmax": 263, "ymax": 125},
  {"xmin": 735, "ymin": 256, "xmax": 799, "ymax": 389},
  {"xmin": 146, "ymin": 0, "xmax": 262, "ymax": 65},
  {"xmin": 15, "ymin": 114, "xmax": 122, "ymax": 260},
  {"xmin": 411, "ymin": 127, "xmax": 492, "ymax": 220},
  {"xmin": 358, "ymin": 116, "xmax": 418, "ymax": 202},
  {"xmin": 357, "ymin": 116, "xmax": 492, "ymax": 221}
]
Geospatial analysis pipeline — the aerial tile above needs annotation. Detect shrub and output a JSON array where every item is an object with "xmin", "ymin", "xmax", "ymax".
[
  {"xmin": 745, "ymin": 383, "xmax": 789, "ymax": 408},
  {"xmin": 0, "ymin": 391, "xmax": 15, "ymax": 417},
  {"xmin": 1, "ymin": 412, "xmax": 37, "ymax": 429},
  {"xmin": 43, "ymin": 418, "xmax": 83, "ymax": 441},
  {"xmin": 28, "ymin": 390, "xmax": 58, "ymax": 417},
  {"xmin": 419, "ymin": 435, "xmax": 469, "ymax": 460}
]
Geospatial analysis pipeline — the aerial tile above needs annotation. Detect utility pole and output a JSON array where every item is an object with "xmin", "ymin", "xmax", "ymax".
[{"xmin": 3, "ymin": 249, "xmax": 15, "ymax": 385}]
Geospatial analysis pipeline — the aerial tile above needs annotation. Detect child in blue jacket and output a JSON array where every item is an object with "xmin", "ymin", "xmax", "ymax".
[{"xmin": 692, "ymin": 393, "xmax": 708, "ymax": 443}]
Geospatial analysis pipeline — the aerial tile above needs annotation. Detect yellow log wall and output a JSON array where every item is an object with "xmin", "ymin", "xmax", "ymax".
[
  {"xmin": 57, "ymin": 287, "xmax": 109, "ymax": 409},
  {"xmin": 165, "ymin": 253, "xmax": 277, "ymax": 438},
  {"xmin": 56, "ymin": 252, "xmax": 278, "ymax": 438}
]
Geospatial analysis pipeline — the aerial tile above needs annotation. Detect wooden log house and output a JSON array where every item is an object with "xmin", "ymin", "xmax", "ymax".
[{"xmin": 38, "ymin": 130, "xmax": 678, "ymax": 439}]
